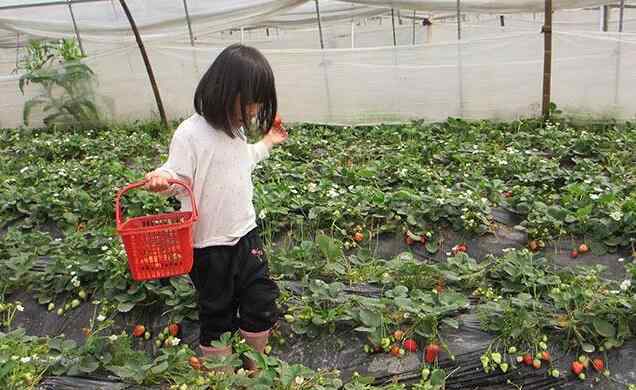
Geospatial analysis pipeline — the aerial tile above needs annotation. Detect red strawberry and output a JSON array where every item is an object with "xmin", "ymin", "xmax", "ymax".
[
  {"xmin": 425, "ymin": 343, "xmax": 441, "ymax": 363},
  {"xmin": 168, "ymin": 323, "xmax": 180, "ymax": 337},
  {"xmin": 571, "ymin": 361, "xmax": 584, "ymax": 376},
  {"xmin": 533, "ymin": 359, "xmax": 542, "ymax": 369},
  {"xmin": 502, "ymin": 191, "xmax": 513, "ymax": 198},
  {"xmin": 435, "ymin": 279, "xmax": 446, "ymax": 294},
  {"xmin": 592, "ymin": 358, "xmax": 604, "ymax": 373},
  {"xmin": 353, "ymin": 232, "xmax": 364, "ymax": 242},
  {"xmin": 405, "ymin": 235, "xmax": 415, "ymax": 246},
  {"xmin": 578, "ymin": 243, "xmax": 589, "ymax": 253},
  {"xmin": 541, "ymin": 351, "xmax": 551, "ymax": 362},
  {"xmin": 273, "ymin": 114, "xmax": 282, "ymax": 129},
  {"xmin": 451, "ymin": 244, "xmax": 467, "ymax": 256},
  {"xmin": 189, "ymin": 356, "xmax": 202, "ymax": 370},
  {"xmin": 523, "ymin": 354, "xmax": 533, "ymax": 366},
  {"xmin": 393, "ymin": 330, "xmax": 404, "ymax": 341},
  {"xmin": 529, "ymin": 240, "xmax": 540, "ymax": 252},
  {"xmin": 570, "ymin": 250, "xmax": 579, "ymax": 259},
  {"xmin": 403, "ymin": 339, "xmax": 417, "ymax": 353},
  {"xmin": 132, "ymin": 324, "xmax": 145, "ymax": 337},
  {"xmin": 390, "ymin": 345, "xmax": 402, "ymax": 358}
]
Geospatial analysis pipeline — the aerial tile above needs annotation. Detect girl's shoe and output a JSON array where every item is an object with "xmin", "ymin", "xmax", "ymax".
[{"xmin": 239, "ymin": 329, "xmax": 270, "ymax": 371}]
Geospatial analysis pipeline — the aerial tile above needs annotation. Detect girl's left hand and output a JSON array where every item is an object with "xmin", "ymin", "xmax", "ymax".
[{"xmin": 264, "ymin": 125, "xmax": 288, "ymax": 146}]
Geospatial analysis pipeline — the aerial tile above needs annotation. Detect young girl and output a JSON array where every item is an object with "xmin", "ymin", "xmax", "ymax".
[{"xmin": 144, "ymin": 44, "xmax": 287, "ymax": 371}]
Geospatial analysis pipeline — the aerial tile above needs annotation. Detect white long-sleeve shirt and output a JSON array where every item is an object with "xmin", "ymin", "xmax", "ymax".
[{"xmin": 157, "ymin": 114, "xmax": 271, "ymax": 247}]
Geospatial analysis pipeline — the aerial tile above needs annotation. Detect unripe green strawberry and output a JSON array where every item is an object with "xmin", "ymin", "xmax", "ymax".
[{"xmin": 500, "ymin": 363, "xmax": 509, "ymax": 373}]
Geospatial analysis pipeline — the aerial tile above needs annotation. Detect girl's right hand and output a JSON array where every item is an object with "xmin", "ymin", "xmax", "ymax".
[{"xmin": 144, "ymin": 170, "xmax": 171, "ymax": 192}]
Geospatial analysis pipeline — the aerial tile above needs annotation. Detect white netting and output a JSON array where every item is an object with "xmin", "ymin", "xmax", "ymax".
[{"xmin": 1, "ymin": 1, "xmax": 635, "ymax": 128}]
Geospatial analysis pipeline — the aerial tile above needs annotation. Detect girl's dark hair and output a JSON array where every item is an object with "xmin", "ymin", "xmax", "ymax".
[{"xmin": 194, "ymin": 44, "xmax": 277, "ymax": 138}]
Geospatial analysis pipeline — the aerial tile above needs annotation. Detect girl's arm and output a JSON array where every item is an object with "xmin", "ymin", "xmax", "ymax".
[
  {"xmin": 248, "ymin": 125, "xmax": 288, "ymax": 168},
  {"xmin": 145, "ymin": 131, "xmax": 195, "ymax": 196}
]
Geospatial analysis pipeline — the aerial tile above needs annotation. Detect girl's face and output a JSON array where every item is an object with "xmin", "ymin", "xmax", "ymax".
[{"xmin": 233, "ymin": 96, "xmax": 261, "ymax": 128}]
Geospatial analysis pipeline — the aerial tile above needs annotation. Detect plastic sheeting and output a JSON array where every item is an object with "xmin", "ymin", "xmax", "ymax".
[
  {"xmin": 2, "ymin": 26, "xmax": 636, "ymax": 128},
  {"xmin": 0, "ymin": 0, "xmax": 628, "ymax": 45},
  {"xmin": 1, "ymin": 2, "xmax": 636, "ymax": 127},
  {"xmin": 344, "ymin": 0, "xmax": 612, "ymax": 13},
  {"xmin": 0, "ymin": 0, "xmax": 307, "ymax": 43}
]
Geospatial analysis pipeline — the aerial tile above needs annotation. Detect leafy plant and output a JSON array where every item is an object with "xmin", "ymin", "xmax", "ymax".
[{"xmin": 19, "ymin": 39, "xmax": 101, "ymax": 127}]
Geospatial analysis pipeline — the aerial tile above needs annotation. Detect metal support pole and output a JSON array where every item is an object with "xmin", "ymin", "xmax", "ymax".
[
  {"xmin": 314, "ymin": 0, "xmax": 325, "ymax": 49},
  {"xmin": 456, "ymin": 0, "xmax": 462, "ymax": 40},
  {"xmin": 412, "ymin": 10, "xmax": 416, "ymax": 45},
  {"xmin": 500, "ymin": 15, "xmax": 505, "ymax": 27},
  {"xmin": 391, "ymin": 8, "xmax": 397, "ymax": 46},
  {"xmin": 15, "ymin": 32, "xmax": 20, "ymax": 70},
  {"xmin": 351, "ymin": 20, "xmax": 355, "ymax": 48},
  {"xmin": 119, "ymin": 0, "xmax": 169, "ymax": 129},
  {"xmin": 67, "ymin": 0, "xmax": 85, "ymax": 56},
  {"xmin": 619, "ymin": 0, "xmax": 625, "ymax": 33},
  {"xmin": 601, "ymin": 5, "xmax": 609, "ymax": 32},
  {"xmin": 542, "ymin": 0, "xmax": 553, "ymax": 120},
  {"xmin": 240, "ymin": 27, "xmax": 245, "ymax": 43},
  {"xmin": 182, "ymin": 0, "xmax": 195, "ymax": 46}
]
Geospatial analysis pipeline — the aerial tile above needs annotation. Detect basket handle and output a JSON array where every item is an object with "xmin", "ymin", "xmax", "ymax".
[{"xmin": 115, "ymin": 179, "xmax": 198, "ymax": 226}]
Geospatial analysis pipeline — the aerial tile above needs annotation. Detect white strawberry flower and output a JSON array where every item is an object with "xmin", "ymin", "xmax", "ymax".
[
  {"xmin": 97, "ymin": 314, "xmax": 106, "ymax": 322},
  {"xmin": 20, "ymin": 357, "xmax": 31, "ymax": 363},
  {"xmin": 620, "ymin": 280, "xmax": 631, "ymax": 291}
]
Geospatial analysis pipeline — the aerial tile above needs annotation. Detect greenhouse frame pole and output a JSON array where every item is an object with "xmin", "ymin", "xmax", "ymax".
[
  {"xmin": 15, "ymin": 32, "xmax": 20, "ymax": 69},
  {"xmin": 619, "ymin": 0, "xmax": 625, "ymax": 33},
  {"xmin": 456, "ymin": 0, "xmax": 462, "ymax": 40},
  {"xmin": 412, "ymin": 10, "xmax": 416, "ymax": 44},
  {"xmin": 314, "ymin": 0, "xmax": 324, "ymax": 49},
  {"xmin": 351, "ymin": 20, "xmax": 355, "ymax": 48},
  {"xmin": 542, "ymin": 0, "xmax": 553, "ymax": 119},
  {"xmin": 391, "ymin": 9, "xmax": 397, "ymax": 46},
  {"xmin": 67, "ymin": 0, "xmax": 85, "ymax": 55},
  {"xmin": 182, "ymin": 0, "xmax": 195, "ymax": 46},
  {"xmin": 118, "ymin": 0, "xmax": 168, "ymax": 129}
]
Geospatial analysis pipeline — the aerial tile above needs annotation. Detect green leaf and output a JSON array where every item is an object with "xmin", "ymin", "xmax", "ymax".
[
  {"xmin": 106, "ymin": 365, "xmax": 135, "ymax": 380},
  {"xmin": 316, "ymin": 233, "xmax": 343, "ymax": 262},
  {"xmin": 117, "ymin": 302, "xmax": 135, "ymax": 313},
  {"xmin": 62, "ymin": 339, "xmax": 77, "ymax": 350},
  {"xmin": 359, "ymin": 309, "xmax": 382, "ymax": 328},
  {"xmin": 79, "ymin": 357, "xmax": 99, "ymax": 373},
  {"xmin": 150, "ymin": 361, "xmax": 169, "ymax": 375},
  {"xmin": 430, "ymin": 369, "xmax": 445, "ymax": 385},
  {"xmin": 593, "ymin": 319, "xmax": 616, "ymax": 339},
  {"xmin": 581, "ymin": 343, "xmax": 596, "ymax": 353},
  {"xmin": 442, "ymin": 318, "xmax": 460, "ymax": 329}
]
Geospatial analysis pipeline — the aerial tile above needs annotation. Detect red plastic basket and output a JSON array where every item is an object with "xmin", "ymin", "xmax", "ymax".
[{"xmin": 115, "ymin": 179, "xmax": 198, "ymax": 281}]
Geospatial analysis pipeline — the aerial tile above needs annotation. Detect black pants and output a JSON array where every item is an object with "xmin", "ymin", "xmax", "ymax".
[{"xmin": 189, "ymin": 228, "xmax": 279, "ymax": 347}]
